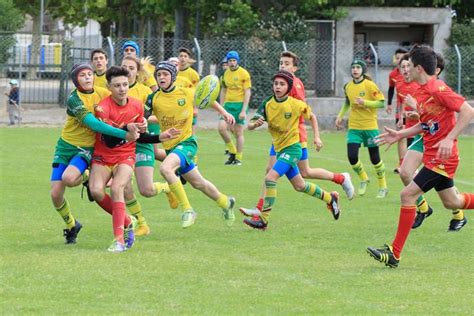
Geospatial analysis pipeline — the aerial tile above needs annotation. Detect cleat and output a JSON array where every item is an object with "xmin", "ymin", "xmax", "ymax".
[
  {"xmin": 224, "ymin": 150, "xmax": 230, "ymax": 156},
  {"xmin": 124, "ymin": 216, "xmax": 137, "ymax": 249},
  {"xmin": 341, "ymin": 172, "xmax": 355, "ymax": 200},
  {"xmin": 181, "ymin": 210, "xmax": 197, "ymax": 228},
  {"xmin": 412, "ymin": 206, "xmax": 433, "ymax": 229},
  {"xmin": 243, "ymin": 215, "xmax": 268, "ymax": 230},
  {"xmin": 135, "ymin": 223, "xmax": 151, "ymax": 236},
  {"xmin": 376, "ymin": 188, "xmax": 388, "ymax": 198},
  {"xmin": 63, "ymin": 220, "xmax": 83, "ymax": 244},
  {"xmin": 225, "ymin": 154, "xmax": 236, "ymax": 165},
  {"xmin": 222, "ymin": 196, "xmax": 236, "ymax": 227},
  {"xmin": 166, "ymin": 191, "xmax": 179, "ymax": 209},
  {"xmin": 107, "ymin": 240, "xmax": 126, "ymax": 253},
  {"xmin": 448, "ymin": 217, "xmax": 467, "ymax": 232},
  {"xmin": 358, "ymin": 180, "xmax": 369, "ymax": 196},
  {"xmin": 327, "ymin": 191, "xmax": 341, "ymax": 220},
  {"xmin": 367, "ymin": 244, "xmax": 399, "ymax": 268},
  {"xmin": 239, "ymin": 207, "xmax": 262, "ymax": 217},
  {"xmin": 231, "ymin": 159, "xmax": 242, "ymax": 166}
]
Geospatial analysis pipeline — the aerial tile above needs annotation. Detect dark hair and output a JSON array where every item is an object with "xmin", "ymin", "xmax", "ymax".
[
  {"xmin": 398, "ymin": 53, "xmax": 410, "ymax": 66},
  {"xmin": 105, "ymin": 66, "xmax": 129, "ymax": 83},
  {"xmin": 280, "ymin": 51, "xmax": 300, "ymax": 67},
  {"xmin": 408, "ymin": 45, "xmax": 437, "ymax": 76},
  {"xmin": 435, "ymin": 53, "xmax": 445, "ymax": 76},
  {"xmin": 395, "ymin": 48, "xmax": 408, "ymax": 55},
  {"xmin": 90, "ymin": 48, "xmax": 108, "ymax": 61},
  {"xmin": 178, "ymin": 47, "xmax": 192, "ymax": 56}
]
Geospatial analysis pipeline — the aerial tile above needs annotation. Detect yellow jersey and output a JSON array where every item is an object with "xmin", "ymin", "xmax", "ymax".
[
  {"xmin": 94, "ymin": 72, "xmax": 107, "ymax": 89},
  {"xmin": 61, "ymin": 87, "xmax": 110, "ymax": 147},
  {"xmin": 178, "ymin": 67, "xmax": 200, "ymax": 88},
  {"xmin": 175, "ymin": 75, "xmax": 194, "ymax": 90},
  {"xmin": 254, "ymin": 95, "xmax": 311, "ymax": 152},
  {"xmin": 344, "ymin": 78, "xmax": 384, "ymax": 130},
  {"xmin": 146, "ymin": 86, "xmax": 194, "ymax": 150},
  {"xmin": 129, "ymin": 81, "xmax": 152, "ymax": 105},
  {"xmin": 142, "ymin": 63, "xmax": 158, "ymax": 89},
  {"xmin": 222, "ymin": 66, "xmax": 252, "ymax": 102}
]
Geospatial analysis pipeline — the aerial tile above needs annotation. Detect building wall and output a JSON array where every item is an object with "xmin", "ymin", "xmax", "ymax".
[{"xmin": 335, "ymin": 7, "xmax": 452, "ymax": 97}]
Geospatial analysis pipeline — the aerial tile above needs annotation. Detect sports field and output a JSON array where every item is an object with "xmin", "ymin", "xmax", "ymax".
[{"xmin": 1, "ymin": 128, "xmax": 473, "ymax": 314}]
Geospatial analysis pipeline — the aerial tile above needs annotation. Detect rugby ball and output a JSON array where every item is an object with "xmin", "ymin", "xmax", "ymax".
[{"xmin": 194, "ymin": 75, "xmax": 220, "ymax": 110}]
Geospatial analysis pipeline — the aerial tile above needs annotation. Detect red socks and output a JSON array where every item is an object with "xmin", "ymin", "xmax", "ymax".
[
  {"xmin": 97, "ymin": 194, "xmax": 113, "ymax": 215},
  {"xmin": 462, "ymin": 193, "xmax": 474, "ymax": 209},
  {"xmin": 332, "ymin": 173, "xmax": 345, "ymax": 185},
  {"xmin": 256, "ymin": 198, "xmax": 264, "ymax": 211},
  {"xmin": 391, "ymin": 205, "xmax": 416, "ymax": 259},
  {"xmin": 112, "ymin": 201, "xmax": 126, "ymax": 243}
]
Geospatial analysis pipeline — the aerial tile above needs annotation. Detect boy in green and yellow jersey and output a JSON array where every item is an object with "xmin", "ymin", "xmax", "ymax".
[
  {"xmin": 50, "ymin": 63, "xmax": 138, "ymax": 244},
  {"xmin": 146, "ymin": 61, "xmax": 236, "ymax": 228},
  {"xmin": 219, "ymin": 50, "xmax": 252, "ymax": 165},
  {"xmin": 336, "ymin": 59, "xmax": 388, "ymax": 198},
  {"xmin": 243, "ymin": 70, "xmax": 341, "ymax": 230},
  {"xmin": 90, "ymin": 48, "xmax": 108, "ymax": 89}
]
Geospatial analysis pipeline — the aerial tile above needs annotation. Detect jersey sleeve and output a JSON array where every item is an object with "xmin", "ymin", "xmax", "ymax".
[
  {"xmin": 66, "ymin": 91, "xmax": 89, "ymax": 121},
  {"xmin": 144, "ymin": 91, "xmax": 157, "ymax": 119},
  {"xmin": 252, "ymin": 96, "xmax": 271, "ymax": 121},
  {"xmin": 242, "ymin": 69, "xmax": 252, "ymax": 89},
  {"xmin": 296, "ymin": 99, "xmax": 312, "ymax": 120},
  {"xmin": 432, "ymin": 84, "xmax": 465, "ymax": 112},
  {"xmin": 388, "ymin": 70, "xmax": 396, "ymax": 88},
  {"xmin": 368, "ymin": 81, "xmax": 385, "ymax": 101}
]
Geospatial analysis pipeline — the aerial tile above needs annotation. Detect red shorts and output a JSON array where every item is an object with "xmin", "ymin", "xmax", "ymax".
[{"xmin": 92, "ymin": 154, "xmax": 136, "ymax": 169}]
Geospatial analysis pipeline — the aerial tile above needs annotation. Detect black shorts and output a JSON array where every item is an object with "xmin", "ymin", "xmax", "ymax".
[{"xmin": 413, "ymin": 167, "xmax": 454, "ymax": 193}]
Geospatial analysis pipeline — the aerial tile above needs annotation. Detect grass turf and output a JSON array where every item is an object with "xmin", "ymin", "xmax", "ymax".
[{"xmin": 0, "ymin": 128, "xmax": 473, "ymax": 314}]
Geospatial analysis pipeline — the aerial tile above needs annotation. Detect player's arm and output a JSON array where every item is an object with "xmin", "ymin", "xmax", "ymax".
[
  {"xmin": 361, "ymin": 99, "xmax": 385, "ymax": 108},
  {"xmin": 436, "ymin": 102, "xmax": 474, "ymax": 159},
  {"xmin": 308, "ymin": 112, "xmax": 323, "ymax": 151},
  {"xmin": 335, "ymin": 95, "xmax": 350, "ymax": 129},
  {"xmin": 219, "ymin": 85, "xmax": 226, "ymax": 105},
  {"xmin": 375, "ymin": 123, "xmax": 423, "ymax": 148},
  {"xmin": 387, "ymin": 86, "xmax": 394, "ymax": 113},
  {"xmin": 248, "ymin": 97, "xmax": 268, "ymax": 130},
  {"xmin": 211, "ymin": 101, "xmax": 235, "ymax": 126},
  {"xmin": 242, "ymin": 87, "xmax": 251, "ymax": 114},
  {"xmin": 67, "ymin": 96, "xmax": 131, "ymax": 140},
  {"xmin": 137, "ymin": 128, "xmax": 181, "ymax": 143}
]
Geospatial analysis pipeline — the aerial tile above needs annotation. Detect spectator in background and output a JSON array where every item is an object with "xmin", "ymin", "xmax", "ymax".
[{"xmin": 5, "ymin": 79, "xmax": 20, "ymax": 125}]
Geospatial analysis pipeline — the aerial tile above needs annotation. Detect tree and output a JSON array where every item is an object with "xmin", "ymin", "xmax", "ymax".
[{"xmin": 0, "ymin": 0, "xmax": 25, "ymax": 64}]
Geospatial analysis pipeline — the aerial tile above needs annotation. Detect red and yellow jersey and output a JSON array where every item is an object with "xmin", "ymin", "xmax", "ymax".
[
  {"xmin": 93, "ymin": 95, "xmax": 144, "ymax": 157},
  {"xmin": 129, "ymin": 81, "xmax": 152, "ymax": 105},
  {"xmin": 61, "ymin": 87, "xmax": 110, "ymax": 147},
  {"xmin": 147, "ymin": 86, "xmax": 194, "ymax": 150},
  {"xmin": 222, "ymin": 66, "xmax": 252, "ymax": 102},
  {"xmin": 254, "ymin": 95, "xmax": 312, "ymax": 152},
  {"xmin": 178, "ymin": 67, "xmax": 200, "ymax": 88},
  {"xmin": 289, "ymin": 76, "xmax": 308, "ymax": 146},
  {"xmin": 395, "ymin": 79, "xmax": 420, "ymax": 128},
  {"xmin": 415, "ymin": 77, "xmax": 465, "ymax": 178},
  {"xmin": 94, "ymin": 72, "xmax": 108, "ymax": 90},
  {"xmin": 344, "ymin": 78, "xmax": 385, "ymax": 130}
]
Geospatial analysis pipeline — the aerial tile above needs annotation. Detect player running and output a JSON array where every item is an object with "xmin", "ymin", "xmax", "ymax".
[
  {"xmin": 367, "ymin": 45, "xmax": 474, "ymax": 268},
  {"xmin": 336, "ymin": 59, "xmax": 388, "ymax": 198},
  {"xmin": 242, "ymin": 70, "xmax": 342, "ymax": 230}
]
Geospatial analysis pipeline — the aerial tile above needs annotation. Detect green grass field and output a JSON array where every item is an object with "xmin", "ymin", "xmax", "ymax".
[{"xmin": 1, "ymin": 128, "xmax": 473, "ymax": 314}]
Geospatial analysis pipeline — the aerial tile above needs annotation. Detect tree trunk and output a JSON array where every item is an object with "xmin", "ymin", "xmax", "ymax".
[
  {"xmin": 174, "ymin": 7, "xmax": 190, "ymax": 52},
  {"xmin": 28, "ymin": 14, "xmax": 42, "ymax": 79}
]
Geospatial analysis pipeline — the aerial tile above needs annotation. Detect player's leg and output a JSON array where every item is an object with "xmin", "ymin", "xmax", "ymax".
[
  {"xmin": 399, "ymin": 145, "xmax": 433, "ymax": 228},
  {"xmin": 368, "ymin": 146, "xmax": 388, "ymax": 198},
  {"xmin": 240, "ymin": 145, "xmax": 276, "ymax": 217},
  {"xmin": 218, "ymin": 119, "xmax": 236, "ymax": 162},
  {"xmin": 298, "ymin": 148, "xmax": 354, "ymax": 200},
  {"xmin": 289, "ymin": 169, "xmax": 341, "ymax": 221},
  {"xmin": 437, "ymin": 183, "xmax": 473, "ymax": 231},
  {"xmin": 109, "ymin": 163, "xmax": 135, "ymax": 251},
  {"xmin": 347, "ymin": 131, "xmax": 369, "ymax": 195},
  {"xmin": 89, "ymin": 163, "xmax": 114, "ymax": 214},
  {"xmin": 233, "ymin": 123, "xmax": 245, "ymax": 165},
  {"xmin": 159, "ymin": 152, "xmax": 195, "ymax": 227},
  {"xmin": 183, "ymin": 168, "xmax": 235, "ymax": 227},
  {"xmin": 124, "ymin": 169, "xmax": 149, "ymax": 237}
]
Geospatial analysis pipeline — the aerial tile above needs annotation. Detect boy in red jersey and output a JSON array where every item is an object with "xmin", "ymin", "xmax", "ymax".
[
  {"xmin": 386, "ymin": 48, "xmax": 408, "ymax": 172},
  {"xmin": 367, "ymin": 45, "xmax": 474, "ymax": 268},
  {"xmin": 88, "ymin": 66, "xmax": 178, "ymax": 252},
  {"xmin": 240, "ymin": 51, "xmax": 354, "ymax": 220}
]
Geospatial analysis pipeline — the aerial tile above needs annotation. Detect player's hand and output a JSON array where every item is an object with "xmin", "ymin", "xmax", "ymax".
[
  {"xmin": 404, "ymin": 94, "xmax": 417, "ymax": 110},
  {"xmin": 314, "ymin": 137, "xmax": 323, "ymax": 152},
  {"xmin": 159, "ymin": 128, "xmax": 181, "ymax": 141},
  {"xmin": 374, "ymin": 126, "xmax": 401, "ymax": 151},
  {"xmin": 396, "ymin": 118, "xmax": 404, "ymax": 128},
  {"xmin": 238, "ymin": 111, "xmax": 246, "ymax": 121},
  {"xmin": 355, "ymin": 97, "xmax": 365, "ymax": 106},
  {"xmin": 223, "ymin": 112, "xmax": 235, "ymax": 126},
  {"xmin": 125, "ymin": 130, "xmax": 139, "ymax": 142},
  {"xmin": 136, "ymin": 120, "xmax": 148, "ymax": 133},
  {"xmin": 386, "ymin": 104, "xmax": 392, "ymax": 114},
  {"xmin": 434, "ymin": 138, "xmax": 454, "ymax": 160},
  {"xmin": 126, "ymin": 123, "xmax": 140, "ymax": 133},
  {"xmin": 253, "ymin": 117, "xmax": 265, "ymax": 128},
  {"xmin": 405, "ymin": 111, "xmax": 420, "ymax": 121},
  {"xmin": 335, "ymin": 117, "xmax": 343, "ymax": 130}
]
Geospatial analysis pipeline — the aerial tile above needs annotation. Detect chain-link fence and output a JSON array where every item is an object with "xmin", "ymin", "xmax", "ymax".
[{"xmin": 1, "ymin": 31, "xmax": 473, "ymax": 108}]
